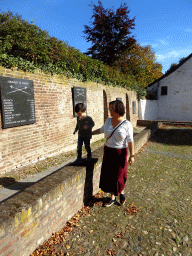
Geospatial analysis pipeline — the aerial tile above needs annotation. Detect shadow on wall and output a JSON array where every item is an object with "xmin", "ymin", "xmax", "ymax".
[
  {"xmin": 0, "ymin": 177, "xmax": 35, "ymax": 191},
  {"xmin": 103, "ymin": 90, "xmax": 108, "ymax": 122},
  {"xmin": 150, "ymin": 128, "xmax": 192, "ymax": 146},
  {"xmin": 68, "ymin": 158, "xmax": 99, "ymax": 205},
  {"xmin": 126, "ymin": 93, "xmax": 130, "ymax": 121},
  {"xmin": 0, "ymin": 177, "xmax": 35, "ymax": 204},
  {"xmin": 0, "ymin": 158, "xmax": 100, "ymax": 205}
]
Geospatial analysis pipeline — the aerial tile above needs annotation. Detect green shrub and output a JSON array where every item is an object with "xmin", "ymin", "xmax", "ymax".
[{"xmin": 0, "ymin": 11, "xmax": 146, "ymax": 100}]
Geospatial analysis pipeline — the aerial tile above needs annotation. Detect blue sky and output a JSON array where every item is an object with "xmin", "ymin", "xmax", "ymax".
[{"xmin": 1, "ymin": 0, "xmax": 192, "ymax": 74}]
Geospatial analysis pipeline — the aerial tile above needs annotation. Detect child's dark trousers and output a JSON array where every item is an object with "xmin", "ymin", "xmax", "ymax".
[{"xmin": 77, "ymin": 137, "xmax": 91, "ymax": 159}]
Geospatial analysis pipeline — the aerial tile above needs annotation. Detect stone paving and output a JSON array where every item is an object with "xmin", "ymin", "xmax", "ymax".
[{"xmin": 31, "ymin": 125, "xmax": 192, "ymax": 256}]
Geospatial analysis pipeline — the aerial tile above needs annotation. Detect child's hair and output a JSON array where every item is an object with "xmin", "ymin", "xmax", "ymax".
[{"xmin": 75, "ymin": 103, "xmax": 86, "ymax": 113}]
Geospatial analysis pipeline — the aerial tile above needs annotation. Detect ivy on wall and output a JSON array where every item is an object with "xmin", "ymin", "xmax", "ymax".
[{"xmin": 0, "ymin": 11, "xmax": 146, "ymax": 100}]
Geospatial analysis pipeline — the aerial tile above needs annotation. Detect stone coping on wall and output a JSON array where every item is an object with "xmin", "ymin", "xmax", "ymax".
[
  {"xmin": 0, "ymin": 122, "xmax": 161, "ymax": 256},
  {"xmin": 137, "ymin": 120, "xmax": 192, "ymax": 127}
]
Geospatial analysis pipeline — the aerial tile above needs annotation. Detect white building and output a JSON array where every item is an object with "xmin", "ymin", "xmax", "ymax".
[{"xmin": 139, "ymin": 53, "xmax": 192, "ymax": 122}]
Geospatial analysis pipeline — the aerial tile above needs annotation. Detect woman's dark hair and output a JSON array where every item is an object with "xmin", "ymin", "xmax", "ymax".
[
  {"xmin": 75, "ymin": 103, "xmax": 86, "ymax": 113},
  {"xmin": 109, "ymin": 100, "xmax": 125, "ymax": 116}
]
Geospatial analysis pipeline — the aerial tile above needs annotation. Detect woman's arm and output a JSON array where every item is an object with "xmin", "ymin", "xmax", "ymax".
[
  {"xmin": 92, "ymin": 128, "xmax": 101, "ymax": 135},
  {"xmin": 128, "ymin": 141, "xmax": 135, "ymax": 165}
]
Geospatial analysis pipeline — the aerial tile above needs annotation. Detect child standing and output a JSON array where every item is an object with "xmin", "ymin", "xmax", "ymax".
[{"xmin": 73, "ymin": 103, "xmax": 95, "ymax": 163}]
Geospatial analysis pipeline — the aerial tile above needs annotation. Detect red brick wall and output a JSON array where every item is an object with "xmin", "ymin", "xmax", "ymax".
[{"xmin": 0, "ymin": 66, "xmax": 138, "ymax": 175}]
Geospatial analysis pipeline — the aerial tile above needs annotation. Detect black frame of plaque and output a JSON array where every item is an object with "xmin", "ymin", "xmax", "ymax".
[
  {"xmin": 72, "ymin": 87, "xmax": 87, "ymax": 117},
  {"xmin": 0, "ymin": 76, "xmax": 36, "ymax": 129}
]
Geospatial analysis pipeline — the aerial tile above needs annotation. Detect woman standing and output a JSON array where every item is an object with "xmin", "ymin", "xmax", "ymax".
[{"xmin": 92, "ymin": 100, "xmax": 134, "ymax": 207}]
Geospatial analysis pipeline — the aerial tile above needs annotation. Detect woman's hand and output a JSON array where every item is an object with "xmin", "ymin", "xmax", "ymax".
[
  {"xmin": 128, "ymin": 142, "xmax": 134, "ymax": 165},
  {"xmin": 128, "ymin": 156, "xmax": 135, "ymax": 165},
  {"xmin": 92, "ymin": 128, "xmax": 101, "ymax": 135}
]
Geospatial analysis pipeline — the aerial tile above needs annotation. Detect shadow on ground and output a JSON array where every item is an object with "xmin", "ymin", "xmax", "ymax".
[
  {"xmin": 0, "ymin": 177, "xmax": 35, "ymax": 190},
  {"xmin": 68, "ymin": 158, "xmax": 122, "ymax": 207},
  {"xmin": 0, "ymin": 158, "xmax": 100, "ymax": 206}
]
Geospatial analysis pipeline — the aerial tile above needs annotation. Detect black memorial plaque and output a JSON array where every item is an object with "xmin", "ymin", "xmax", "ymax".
[
  {"xmin": 72, "ymin": 87, "xmax": 87, "ymax": 117},
  {"xmin": 0, "ymin": 76, "xmax": 36, "ymax": 128}
]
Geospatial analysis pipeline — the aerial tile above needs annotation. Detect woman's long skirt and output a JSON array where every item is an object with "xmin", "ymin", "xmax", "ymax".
[{"xmin": 99, "ymin": 146, "xmax": 128, "ymax": 196}]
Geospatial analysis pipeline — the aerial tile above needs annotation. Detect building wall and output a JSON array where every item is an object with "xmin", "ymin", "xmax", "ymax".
[
  {"xmin": 139, "ymin": 57, "xmax": 192, "ymax": 122},
  {"xmin": 157, "ymin": 58, "xmax": 192, "ymax": 121},
  {"xmin": 0, "ymin": 66, "xmax": 138, "ymax": 175},
  {"xmin": 138, "ymin": 99, "xmax": 158, "ymax": 120}
]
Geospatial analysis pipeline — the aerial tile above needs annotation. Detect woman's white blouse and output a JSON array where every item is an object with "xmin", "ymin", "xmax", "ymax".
[{"xmin": 100, "ymin": 118, "xmax": 133, "ymax": 149}]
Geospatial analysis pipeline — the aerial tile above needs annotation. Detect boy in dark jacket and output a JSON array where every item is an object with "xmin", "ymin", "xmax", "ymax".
[{"xmin": 73, "ymin": 103, "xmax": 95, "ymax": 163}]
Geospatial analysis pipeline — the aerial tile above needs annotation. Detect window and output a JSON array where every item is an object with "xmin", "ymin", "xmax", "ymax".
[{"xmin": 161, "ymin": 86, "xmax": 168, "ymax": 95}]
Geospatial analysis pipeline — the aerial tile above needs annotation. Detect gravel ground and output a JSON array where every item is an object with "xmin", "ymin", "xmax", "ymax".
[{"xmin": 30, "ymin": 124, "xmax": 192, "ymax": 256}]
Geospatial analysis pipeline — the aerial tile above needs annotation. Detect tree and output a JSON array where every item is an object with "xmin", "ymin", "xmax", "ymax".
[
  {"xmin": 165, "ymin": 63, "xmax": 177, "ymax": 75},
  {"xmin": 83, "ymin": 1, "xmax": 136, "ymax": 65},
  {"xmin": 114, "ymin": 44, "xmax": 163, "ymax": 86},
  {"xmin": 165, "ymin": 57, "xmax": 187, "ymax": 75}
]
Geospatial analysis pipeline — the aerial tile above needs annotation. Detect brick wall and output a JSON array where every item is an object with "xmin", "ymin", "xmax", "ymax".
[{"xmin": 0, "ymin": 66, "xmax": 138, "ymax": 175}]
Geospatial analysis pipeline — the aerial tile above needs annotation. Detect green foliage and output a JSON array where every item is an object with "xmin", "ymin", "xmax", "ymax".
[
  {"xmin": 165, "ymin": 57, "xmax": 186, "ymax": 75},
  {"xmin": 165, "ymin": 63, "xmax": 177, "ymax": 75},
  {"xmin": 130, "ymin": 84, "xmax": 147, "ymax": 101},
  {"xmin": 114, "ymin": 44, "xmax": 163, "ymax": 87},
  {"xmin": 0, "ymin": 11, "xmax": 151, "ymax": 100},
  {"xmin": 0, "ymin": 11, "xmax": 50, "ymax": 64},
  {"xmin": 83, "ymin": 1, "xmax": 136, "ymax": 65}
]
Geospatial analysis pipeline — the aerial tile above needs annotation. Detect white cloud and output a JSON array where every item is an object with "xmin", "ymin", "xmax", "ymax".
[
  {"xmin": 156, "ymin": 51, "xmax": 178, "ymax": 61},
  {"xmin": 159, "ymin": 39, "xmax": 169, "ymax": 45},
  {"xmin": 167, "ymin": 50, "xmax": 180, "ymax": 58},
  {"xmin": 141, "ymin": 37, "xmax": 170, "ymax": 49},
  {"xmin": 156, "ymin": 49, "xmax": 191, "ymax": 62},
  {"xmin": 184, "ymin": 28, "xmax": 192, "ymax": 33},
  {"xmin": 156, "ymin": 54, "xmax": 166, "ymax": 61}
]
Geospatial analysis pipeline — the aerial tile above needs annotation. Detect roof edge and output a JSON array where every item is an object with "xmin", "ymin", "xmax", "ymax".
[{"xmin": 147, "ymin": 52, "xmax": 192, "ymax": 88}]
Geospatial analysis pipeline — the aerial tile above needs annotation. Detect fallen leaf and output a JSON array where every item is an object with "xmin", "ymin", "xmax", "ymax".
[
  {"xmin": 124, "ymin": 204, "xmax": 140, "ymax": 215},
  {"xmin": 106, "ymin": 249, "xmax": 116, "ymax": 255},
  {"xmin": 115, "ymin": 231, "xmax": 125, "ymax": 238}
]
